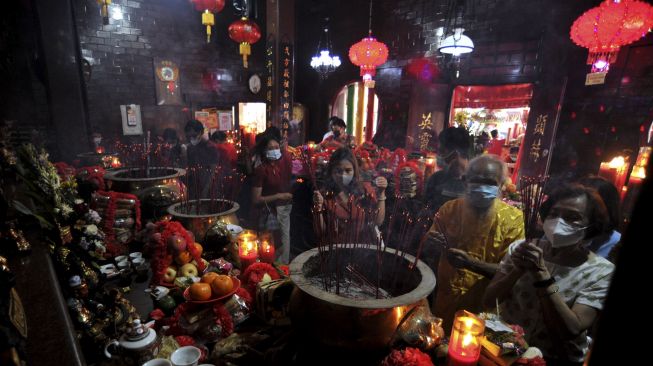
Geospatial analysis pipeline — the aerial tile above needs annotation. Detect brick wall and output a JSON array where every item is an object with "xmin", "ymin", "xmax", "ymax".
[{"xmin": 74, "ymin": 0, "xmax": 266, "ymax": 139}]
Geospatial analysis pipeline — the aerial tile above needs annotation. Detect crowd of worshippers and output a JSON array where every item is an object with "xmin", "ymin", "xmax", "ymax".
[{"xmin": 142, "ymin": 118, "xmax": 618, "ymax": 365}]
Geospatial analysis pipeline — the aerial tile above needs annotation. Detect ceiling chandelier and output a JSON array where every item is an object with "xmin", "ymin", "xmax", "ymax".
[
  {"xmin": 348, "ymin": 0, "xmax": 389, "ymax": 88},
  {"xmin": 437, "ymin": 0, "xmax": 475, "ymax": 78},
  {"xmin": 311, "ymin": 19, "xmax": 341, "ymax": 79},
  {"xmin": 570, "ymin": 0, "xmax": 653, "ymax": 74},
  {"xmin": 438, "ymin": 28, "xmax": 474, "ymax": 56}
]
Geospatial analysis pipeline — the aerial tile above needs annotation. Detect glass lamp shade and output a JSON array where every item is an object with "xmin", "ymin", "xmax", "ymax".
[
  {"xmin": 438, "ymin": 29, "xmax": 475, "ymax": 56},
  {"xmin": 310, "ymin": 50, "xmax": 342, "ymax": 68}
]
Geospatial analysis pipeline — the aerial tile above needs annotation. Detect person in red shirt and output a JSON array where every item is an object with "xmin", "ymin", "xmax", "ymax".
[
  {"xmin": 211, "ymin": 131, "xmax": 238, "ymax": 170},
  {"xmin": 487, "ymin": 129, "xmax": 505, "ymax": 156},
  {"xmin": 252, "ymin": 132, "xmax": 293, "ymax": 263}
]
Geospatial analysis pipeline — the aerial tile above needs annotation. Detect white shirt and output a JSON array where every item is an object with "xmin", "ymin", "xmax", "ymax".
[
  {"xmin": 322, "ymin": 131, "xmax": 333, "ymax": 142},
  {"xmin": 497, "ymin": 240, "xmax": 614, "ymax": 362}
]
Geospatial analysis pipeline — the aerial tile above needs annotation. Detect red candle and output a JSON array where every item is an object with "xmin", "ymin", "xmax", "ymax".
[
  {"xmin": 259, "ymin": 240, "xmax": 275, "ymax": 263},
  {"xmin": 447, "ymin": 311, "xmax": 485, "ymax": 366},
  {"xmin": 238, "ymin": 238, "xmax": 258, "ymax": 271}
]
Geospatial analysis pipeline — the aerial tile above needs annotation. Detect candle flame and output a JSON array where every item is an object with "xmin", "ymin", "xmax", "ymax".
[{"xmin": 462, "ymin": 332, "xmax": 474, "ymax": 348}]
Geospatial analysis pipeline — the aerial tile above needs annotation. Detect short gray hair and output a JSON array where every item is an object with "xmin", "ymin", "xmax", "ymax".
[{"xmin": 466, "ymin": 154, "xmax": 507, "ymax": 184}]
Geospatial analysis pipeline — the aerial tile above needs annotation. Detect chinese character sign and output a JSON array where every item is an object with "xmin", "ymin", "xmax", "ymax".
[
  {"xmin": 265, "ymin": 41, "xmax": 274, "ymax": 124},
  {"xmin": 418, "ymin": 113, "xmax": 433, "ymax": 151},
  {"xmin": 279, "ymin": 43, "xmax": 293, "ymax": 123}
]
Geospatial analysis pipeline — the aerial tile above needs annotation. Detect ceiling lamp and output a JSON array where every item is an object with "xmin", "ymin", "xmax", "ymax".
[
  {"xmin": 570, "ymin": 0, "xmax": 653, "ymax": 74},
  {"xmin": 311, "ymin": 20, "xmax": 341, "ymax": 79},
  {"xmin": 190, "ymin": 0, "xmax": 226, "ymax": 43},
  {"xmin": 348, "ymin": 0, "xmax": 389, "ymax": 88},
  {"xmin": 438, "ymin": 28, "xmax": 474, "ymax": 56},
  {"xmin": 228, "ymin": 17, "xmax": 261, "ymax": 68}
]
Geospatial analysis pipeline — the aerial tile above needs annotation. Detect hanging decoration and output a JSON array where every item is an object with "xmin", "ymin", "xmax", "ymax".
[
  {"xmin": 348, "ymin": 0, "xmax": 388, "ymax": 88},
  {"xmin": 310, "ymin": 18, "xmax": 342, "ymax": 79},
  {"xmin": 437, "ymin": 0, "xmax": 476, "ymax": 78},
  {"xmin": 570, "ymin": 0, "xmax": 653, "ymax": 74},
  {"xmin": 190, "ymin": 0, "xmax": 226, "ymax": 43},
  {"xmin": 229, "ymin": 17, "xmax": 262, "ymax": 68}
]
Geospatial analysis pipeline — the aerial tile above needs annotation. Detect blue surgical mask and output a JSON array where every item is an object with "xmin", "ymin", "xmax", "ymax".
[
  {"xmin": 466, "ymin": 183, "xmax": 499, "ymax": 208},
  {"xmin": 266, "ymin": 149, "xmax": 282, "ymax": 161}
]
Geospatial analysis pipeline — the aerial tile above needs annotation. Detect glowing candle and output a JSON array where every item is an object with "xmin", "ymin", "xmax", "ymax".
[
  {"xmin": 259, "ymin": 232, "xmax": 275, "ymax": 263},
  {"xmin": 238, "ymin": 230, "xmax": 258, "ymax": 270},
  {"xmin": 447, "ymin": 310, "xmax": 485, "ymax": 366}
]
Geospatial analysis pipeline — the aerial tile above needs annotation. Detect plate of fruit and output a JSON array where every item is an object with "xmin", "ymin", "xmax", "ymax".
[{"xmin": 183, "ymin": 273, "xmax": 240, "ymax": 304}]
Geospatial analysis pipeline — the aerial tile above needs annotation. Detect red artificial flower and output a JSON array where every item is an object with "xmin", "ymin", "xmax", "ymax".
[
  {"xmin": 212, "ymin": 303, "xmax": 234, "ymax": 338},
  {"xmin": 149, "ymin": 308, "xmax": 166, "ymax": 321},
  {"xmin": 174, "ymin": 335, "xmax": 196, "ymax": 347},
  {"xmin": 381, "ymin": 347, "xmax": 434, "ymax": 366},
  {"xmin": 241, "ymin": 262, "xmax": 280, "ymax": 297}
]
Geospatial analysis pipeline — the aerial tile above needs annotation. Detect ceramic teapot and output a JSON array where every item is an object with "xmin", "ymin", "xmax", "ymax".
[{"xmin": 104, "ymin": 318, "xmax": 161, "ymax": 365}]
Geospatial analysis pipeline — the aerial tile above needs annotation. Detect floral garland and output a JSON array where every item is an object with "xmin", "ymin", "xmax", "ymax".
[
  {"xmin": 212, "ymin": 303, "xmax": 234, "ymax": 338},
  {"xmin": 394, "ymin": 161, "xmax": 424, "ymax": 196},
  {"xmin": 240, "ymin": 262, "xmax": 280, "ymax": 297},
  {"xmin": 93, "ymin": 191, "xmax": 140, "ymax": 257},
  {"xmin": 381, "ymin": 347, "xmax": 434, "ymax": 366},
  {"xmin": 76, "ymin": 166, "xmax": 106, "ymax": 191}
]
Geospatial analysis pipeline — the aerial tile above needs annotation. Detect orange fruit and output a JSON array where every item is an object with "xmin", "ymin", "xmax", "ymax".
[
  {"xmin": 201, "ymin": 272, "xmax": 219, "ymax": 284},
  {"xmin": 175, "ymin": 251, "xmax": 192, "ymax": 265},
  {"xmin": 211, "ymin": 275, "xmax": 233, "ymax": 297},
  {"xmin": 189, "ymin": 282, "xmax": 212, "ymax": 301}
]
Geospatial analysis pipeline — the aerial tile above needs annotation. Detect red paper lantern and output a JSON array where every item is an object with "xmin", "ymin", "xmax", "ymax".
[
  {"xmin": 190, "ymin": 0, "xmax": 226, "ymax": 43},
  {"xmin": 348, "ymin": 35, "xmax": 388, "ymax": 88},
  {"xmin": 570, "ymin": 0, "xmax": 653, "ymax": 73},
  {"xmin": 228, "ymin": 17, "xmax": 261, "ymax": 68}
]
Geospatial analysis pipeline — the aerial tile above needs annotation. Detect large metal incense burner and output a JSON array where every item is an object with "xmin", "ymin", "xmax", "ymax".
[
  {"xmin": 167, "ymin": 199, "xmax": 239, "ymax": 243},
  {"xmin": 104, "ymin": 167, "xmax": 186, "ymax": 218},
  {"xmin": 289, "ymin": 244, "xmax": 436, "ymax": 350}
]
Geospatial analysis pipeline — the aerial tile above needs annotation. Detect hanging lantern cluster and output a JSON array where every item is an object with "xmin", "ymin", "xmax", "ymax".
[
  {"xmin": 190, "ymin": 0, "xmax": 226, "ymax": 43},
  {"xmin": 348, "ymin": 0, "xmax": 388, "ymax": 88},
  {"xmin": 570, "ymin": 0, "xmax": 653, "ymax": 74},
  {"xmin": 349, "ymin": 36, "xmax": 388, "ymax": 88},
  {"xmin": 228, "ymin": 17, "xmax": 261, "ymax": 68}
]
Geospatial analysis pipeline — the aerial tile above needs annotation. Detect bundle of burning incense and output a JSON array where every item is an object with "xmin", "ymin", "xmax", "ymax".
[{"xmin": 519, "ymin": 175, "xmax": 549, "ymax": 239}]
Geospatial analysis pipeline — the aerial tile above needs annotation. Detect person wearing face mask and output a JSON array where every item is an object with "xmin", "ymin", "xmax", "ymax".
[
  {"xmin": 184, "ymin": 120, "xmax": 225, "ymax": 198},
  {"xmin": 313, "ymin": 148, "xmax": 388, "ymax": 242},
  {"xmin": 423, "ymin": 127, "xmax": 471, "ymax": 213},
  {"xmin": 252, "ymin": 132, "xmax": 293, "ymax": 264},
  {"xmin": 484, "ymin": 185, "xmax": 614, "ymax": 365},
  {"xmin": 319, "ymin": 117, "xmax": 356, "ymax": 150},
  {"xmin": 423, "ymin": 154, "xmax": 525, "ymax": 330}
]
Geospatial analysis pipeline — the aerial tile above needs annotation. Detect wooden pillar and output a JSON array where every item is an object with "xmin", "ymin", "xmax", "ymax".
[{"xmin": 33, "ymin": 0, "xmax": 90, "ymax": 161}]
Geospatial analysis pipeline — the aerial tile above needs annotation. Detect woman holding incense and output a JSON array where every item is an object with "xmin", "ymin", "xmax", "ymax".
[
  {"xmin": 252, "ymin": 131, "xmax": 293, "ymax": 264},
  {"xmin": 313, "ymin": 148, "xmax": 387, "ymax": 243},
  {"xmin": 483, "ymin": 184, "xmax": 614, "ymax": 364}
]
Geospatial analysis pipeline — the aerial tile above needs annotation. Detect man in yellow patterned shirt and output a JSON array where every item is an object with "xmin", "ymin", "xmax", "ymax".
[{"xmin": 424, "ymin": 155, "xmax": 524, "ymax": 329}]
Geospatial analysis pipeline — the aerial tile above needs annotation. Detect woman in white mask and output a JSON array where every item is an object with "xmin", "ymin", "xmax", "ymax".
[
  {"xmin": 313, "ymin": 148, "xmax": 388, "ymax": 242},
  {"xmin": 484, "ymin": 185, "xmax": 614, "ymax": 365},
  {"xmin": 252, "ymin": 132, "xmax": 293, "ymax": 264}
]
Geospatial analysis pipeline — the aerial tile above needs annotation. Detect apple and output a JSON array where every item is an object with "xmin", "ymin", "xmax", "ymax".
[
  {"xmin": 163, "ymin": 265, "xmax": 177, "ymax": 283},
  {"xmin": 180, "ymin": 263, "xmax": 198, "ymax": 278},
  {"xmin": 167, "ymin": 235, "xmax": 187, "ymax": 253},
  {"xmin": 175, "ymin": 251, "xmax": 192, "ymax": 265},
  {"xmin": 193, "ymin": 242, "xmax": 203, "ymax": 257},
  {"xmin": 191, "ymin": 258, "xmax": 209, "ymax": 270}
]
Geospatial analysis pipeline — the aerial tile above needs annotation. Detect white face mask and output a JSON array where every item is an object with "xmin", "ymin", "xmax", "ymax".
[
  {"xmin": 543, "ymin": 217, "xmax": 587, "ymax": 248},
  {"xmin": 93, "ymin": 137, "xmax": 102, "ymax": 145},
  {"xmin": 189, "ymin": 137, "xmax": 201, "ymax": 146},
  {"xmin": 266, "ymin": 149, "xmax": 282, "ymax": 161},
  {"xmin": 340, "ymin": 173, "xmax": 354, "ymax": 186}
]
